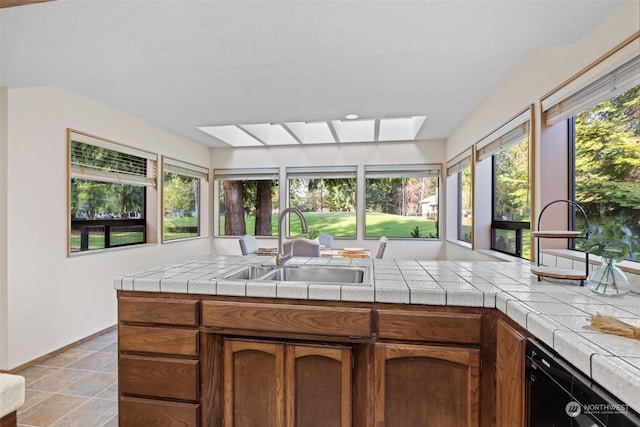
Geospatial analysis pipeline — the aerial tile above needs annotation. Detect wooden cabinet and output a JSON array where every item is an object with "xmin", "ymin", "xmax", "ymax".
[
  {"xmin": 377, "ymin": 309, "xmax": 482, "ymax": 344},
  {"xmin": 496, "ymin": 319, "xmax": 526, "ymax": 427},
  {"xmin": 118, "ymin": 295, "xmax": 201, "ymax": 427},
  {"xmin": 223, "ymin": 338, "xmax": 352, "ymax": 427},
  {"xmin": 117, "ymin": 292, "xmax": 506, "ymax": 427},
  {"xmin": 202, "ymin": 300, "xmax": 372, "ymax": 338},
  {"xmin": 374, "ymin": 343, "xmax": 480, "ymax": 427}
]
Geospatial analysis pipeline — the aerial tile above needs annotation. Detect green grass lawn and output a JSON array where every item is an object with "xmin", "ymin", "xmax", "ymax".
[
  {"xmin": 220, "ymin": 212, "xmax": 438, "ymax": 239},
  {"xmin": 70, "ymin": 231, "xmax": 144, "ymax": 251},
  {"xmin": 164, "ymin": 216, "xmax": 199, "ymax": 241}
]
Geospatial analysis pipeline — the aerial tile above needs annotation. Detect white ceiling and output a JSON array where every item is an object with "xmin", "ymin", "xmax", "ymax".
[{"xmin": 0, "ymin": 0, "xmax": 626, "ymax": 148}]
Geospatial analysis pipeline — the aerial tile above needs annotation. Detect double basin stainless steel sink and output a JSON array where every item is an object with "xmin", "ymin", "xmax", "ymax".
[{"xmin": 222, "ymin": 264, "xmax": 369, "ymax": 285}]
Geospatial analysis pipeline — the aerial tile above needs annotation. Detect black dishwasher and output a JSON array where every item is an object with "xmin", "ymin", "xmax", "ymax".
[{"xmin": 526, "ymin": 339, "xmax": 640, "ymax": 427}]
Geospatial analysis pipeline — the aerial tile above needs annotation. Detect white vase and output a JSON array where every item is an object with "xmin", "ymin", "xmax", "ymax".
[{"xmin": 587, "ymin": 258, "xmax": 630, "ymax": 296}]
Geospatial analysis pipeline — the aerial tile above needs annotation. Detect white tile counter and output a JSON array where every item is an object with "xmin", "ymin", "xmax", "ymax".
[{"xmin": 114, "ymin": 255, "xmax": 640, "ymax": 413}]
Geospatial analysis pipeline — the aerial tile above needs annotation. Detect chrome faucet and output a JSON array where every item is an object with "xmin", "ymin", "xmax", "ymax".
[{"xmin": 276, "ymin": 207, "xmax": 308, "ymax": 265}]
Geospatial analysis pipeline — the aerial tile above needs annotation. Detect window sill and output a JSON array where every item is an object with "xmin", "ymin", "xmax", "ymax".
[
  {"xmin": 162, "ymin": 235, "xmax": 209, "ymax": 244},
  {"xmin": 477, "ymin": 249, "xmax": 527, "ymax": 263},
  {"xmin": 541, "ymin": 248, "xmax": 640, "ymax": 276},
  {"xmin": 446, "ymin": 239, "xmax": 472, "ymax": 249},
  {"xmin": 68, "ymin": 242, "xmax": 157, "ymax": 257}
]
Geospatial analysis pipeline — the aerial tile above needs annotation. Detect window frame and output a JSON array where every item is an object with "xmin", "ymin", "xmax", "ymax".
[
  {"xmin": 541, "ymin": 37, "xmax": 639, "ymax": 261},
  {"xmin": 161, "ymin": 156, "xmax": 209, "ymax": 242},
  {"xmin": 474, "ymin": 109, "xmax": 532, "ymax": 259},
  {"xmin": 67, "ymin": 129, "xmax": 157, "ymax": 255},
  {"xmin": 285, "ymin": 166, "xmax": 358, "ymax": 239},
  {"xmin": 214, "ymin": 167, "xmax": 280, "ymax": 237},
  {"xmin": 364, "ymin": 164, "xmax": 441, "ymax": 240},
  {"xmin": 447, "ymin": 149, "xmax": 473, "ymax": 245}
]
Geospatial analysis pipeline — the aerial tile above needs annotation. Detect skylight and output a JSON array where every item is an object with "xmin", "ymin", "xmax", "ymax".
[
  {"xmin": 198, "ymin": 115, "xmax": 427, "ymax": 147},
  {"xmin": 198, "ymin": 125, "xmax": 263, "ymax": 147},
  {"xmin": 331, "ymin": 119, "xmax": 375, "ymax": 143},
  {"xmin": 285, "ymin": 121, "xmax": 335, "ymax": 144},
  {"xmin": 379, "ymin": 116, "xmax": 427, "ymax": 141},
  {"xmin": 241, "ymin": 123, "xmax": 298, "ymax": 145}
]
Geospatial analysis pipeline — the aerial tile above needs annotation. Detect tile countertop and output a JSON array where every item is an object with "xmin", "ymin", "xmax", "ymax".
[{"xmin": 114, "ymin": 255, "xmax": 640, "ymax": 413}]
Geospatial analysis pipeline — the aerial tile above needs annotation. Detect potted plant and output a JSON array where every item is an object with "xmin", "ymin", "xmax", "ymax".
[{"xmin": 583, "ymin": 224, "xmax": 639, "ymax": 296}]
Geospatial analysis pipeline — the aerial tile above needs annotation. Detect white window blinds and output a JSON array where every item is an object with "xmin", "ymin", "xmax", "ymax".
[
  {"xmin": 476, "ymin": 109, "xmax": 531, "ymax": 162},
  {"xmin": 69, "ymin": 130, "xmax": 157, "ymax": 187},
  {"xmin": 287, "ymin": 166, "xmax": 357, "ymax": 179},
  {"xmin": 446, "ymin": 148, "xmax": 473, "ymax": 176},
  {"xmin": 214, "ymin": 168, "xmax": 280, "ymax": 181},
  {"xmin": 364, "ymin": 164, "xmax": 441, "ymax": 178},
  {"xmin": 542, "ymin": 39, "xmax": 640, "ymax": 125},
  {"xmin": 163, "ymin": 157, "xmax": 209, "ymax": 181}
]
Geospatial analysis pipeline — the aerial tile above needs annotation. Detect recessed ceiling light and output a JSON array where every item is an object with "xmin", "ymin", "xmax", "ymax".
[{"xmin": 345, "ymin": 113, "xmax": 359, "ymax": 120}]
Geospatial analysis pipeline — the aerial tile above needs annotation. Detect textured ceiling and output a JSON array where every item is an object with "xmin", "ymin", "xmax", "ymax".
[{"xmin": 0, "ymin": 0, "xmax": 626, "ymax": 147}]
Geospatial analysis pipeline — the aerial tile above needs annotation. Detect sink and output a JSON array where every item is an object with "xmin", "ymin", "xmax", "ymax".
[
  {"xmin": 223, "ymin": 265, "xmax": 277, "ymax": 280},
  {"xmin": 262, "ymin": 265, "xmax": 368, "ymax": 285},
  {"xmin": 223, "ymin": 264, "xmax": 370, "ymax": 285}
]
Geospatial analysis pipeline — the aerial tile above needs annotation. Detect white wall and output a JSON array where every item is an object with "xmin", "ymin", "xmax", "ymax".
[
  {"xmin": 1, "ymin": 87, "xmax": 9, "ymax": 370},
  {"xmin": 1, "ymin": 86, "xmax": 211, "ymax": 370},
  {"xmin": 444, "ymin": 0, "xmax": 640, "ymax": 258},
  {"xmin": 210, "ymin": 140, "xmax": 448, "ymax": 260}
]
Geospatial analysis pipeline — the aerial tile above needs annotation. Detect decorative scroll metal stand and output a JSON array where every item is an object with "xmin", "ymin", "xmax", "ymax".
[{"xmin": 533, "ymin": 199, "xmax": 590, "ymax": 285}]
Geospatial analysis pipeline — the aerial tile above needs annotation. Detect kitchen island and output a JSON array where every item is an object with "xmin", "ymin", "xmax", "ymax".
[{"xmin": 114, "ymin": 255, "xmax": 640, "ymax": 426}]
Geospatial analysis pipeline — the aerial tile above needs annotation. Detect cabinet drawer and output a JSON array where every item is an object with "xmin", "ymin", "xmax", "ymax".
[
  {"xmin": 119, "ymin": 296, "xmax": 199, "ymax": 326},
  {"xmin": 202, "ymin": 300, "xmax": 372, "ymax": 338},
  {"xmin": 119, "ymin": 325, "xmax": 199, "ymax": 356},
  {"xmin": 120, "ymin": 395, "xmax": 199, "ymax": 427},
  {"xmin": 377, "ymin": 310, "xmax": 482, "ymax": 344},
  {"xmin": 120, "ymin": 354, "xmax": 199, "ymax": 401}
]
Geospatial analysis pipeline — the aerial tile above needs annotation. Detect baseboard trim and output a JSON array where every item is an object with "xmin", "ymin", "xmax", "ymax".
[{"xmin": 6, "ymin": 324, "xmax": 117, "ymax": 374}]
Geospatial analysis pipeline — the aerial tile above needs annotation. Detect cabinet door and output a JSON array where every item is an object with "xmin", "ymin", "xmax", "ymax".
[
  {"xmin": 374, "ymin": 343, "xmax": 480, "ymax": 427},
  {"xmin": 496, "ymin": 320, "xmax": 526, "ymax": 427},
  {"xmin": 224, "ymin": 339, "xmax": 285, "ymax": 427},
  {"xmin": 286, "ymin": 344, "xmax": 352, "ymax": 427}
]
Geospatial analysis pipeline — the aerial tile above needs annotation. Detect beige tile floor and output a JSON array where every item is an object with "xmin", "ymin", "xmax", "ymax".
[{"xmin": 14, "ymin": 328, "xmax": 118, "ymax": 427}]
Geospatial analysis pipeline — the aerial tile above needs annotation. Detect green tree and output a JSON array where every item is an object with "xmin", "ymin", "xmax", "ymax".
[
  {"xmin": 366, "ymin": 178, "xmax": 402, "ymax": 214},
  {"xmin": 164, "ymin": 173, "xmax": 197, "ymax": 218},
  {"xmin": 575, "ymin": 86, "xmax": 640, "ymax": 235},
  {"xmin": 494, "ymin": 139, "xmax": 530, "ymax": 221}
]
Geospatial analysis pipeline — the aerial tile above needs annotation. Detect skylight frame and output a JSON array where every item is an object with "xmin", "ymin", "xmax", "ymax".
[{"xmin": 198, "ymin": 115, "xmax": 427, "ymax": 147}]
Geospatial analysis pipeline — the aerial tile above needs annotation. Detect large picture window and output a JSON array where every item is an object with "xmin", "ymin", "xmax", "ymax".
[
  {"xmin": 216, "ymin": 168, "xmax": 279, "ymax": 236},
  {"xmin": 287, "ymin": 167, "xmax": 357, "ymax": 238},
  {"xmin": 542, "ymin": 45, "xmax": 639, "ymax": 261},
  {"xmin": 162, "ymin": 157, "xmax": 208, "ymax": 241},
  {"xmin": 68, "ymin": 130, "xmax": 156, "ymax": 253},
  {"xmin": 572, "ymin": 85, "xmax": 640, "ymax": 251},
  {"xmin": 365, "ymin": 164, "xmax": 440, "ymax": 239}
]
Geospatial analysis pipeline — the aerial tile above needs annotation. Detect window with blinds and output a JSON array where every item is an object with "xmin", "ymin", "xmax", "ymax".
[
  {"xmin": 286, "ymin": 166, "xmax": 357, "ymax": 238},
  {"xmin": 215, "ymin": 168, "xmax": 280, "ymax": 236},
  {"xmin": 542, "ymin": 39, "xmax": 640, "ymax": 126},
  {"xmin": 364, "ymin": 164, "xmax": 441, "ymax": 239},
  {"xmin": 476, "ymin": 110, "xmax": 530, "ymax": 162},
  {"xmin": 447, "ymin": 149, "xmax": 474, "ymax": 244},
  {"xmin": 474, "ymin": 110, "xmax": 532, "ymax": 259},
  {"xmin": 69, "ymin": 132, "xmax": 156, "ymax": 187},
  {"xmin": 541, "ymin": 37, "xmax": 639, "ymax": 261},
  {"xmin": 68, "ymin": 130, "xmax": 157, "ymax": 253},
  {"xmin": 162, "ymin": 157, "xmax": 209, "ymax": 242}
]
